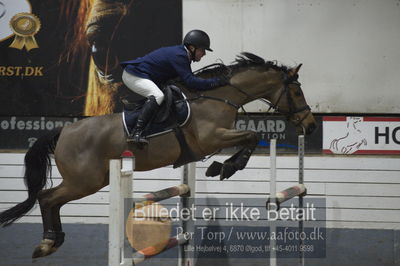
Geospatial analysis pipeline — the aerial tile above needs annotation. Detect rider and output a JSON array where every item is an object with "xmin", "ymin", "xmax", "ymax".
[{"xmin": 120, "ymin": 29, "xmax": 228, "ymax": 144}]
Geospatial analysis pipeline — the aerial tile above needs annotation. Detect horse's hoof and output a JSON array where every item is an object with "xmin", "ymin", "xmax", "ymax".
[
  {"xmin": 220, "ymin": 163, "xmax": 237, "ymax": 180},
  {"xmin": 205, "ymin": 161, "xmax": 223, "ymax": 177},
  {"xmin": 32, "ymin": 239, "xmax": 57, "ymax": 258}
]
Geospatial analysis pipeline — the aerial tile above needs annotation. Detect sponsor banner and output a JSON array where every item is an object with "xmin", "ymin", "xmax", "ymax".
[
  {"xmin": 323, "ymin": 116, "xmax": 400, "ymax": 155},
  {"xmin": 0, "ymin": 116, "xmax": 80, "ymax": 150},
  {"xmin": 0, "ymin": 0, "xmax": 182, "ymax": 116},
  {"xmin": 231, "ymin": 115, "xmax": 322, "ymax": 154}
]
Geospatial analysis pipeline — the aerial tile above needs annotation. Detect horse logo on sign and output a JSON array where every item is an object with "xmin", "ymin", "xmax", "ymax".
[{"xmin": 329, "ymin": 117, "xmax": 367, "ymax": 154}]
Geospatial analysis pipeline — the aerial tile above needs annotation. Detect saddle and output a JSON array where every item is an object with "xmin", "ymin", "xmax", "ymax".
[
  {"xmin": 122, "ymin": 85, "xmax": 190, "ymax": 138},
  {"xmin": 123, "ymin": 85, "xmax": 202, "ymax": 167}
]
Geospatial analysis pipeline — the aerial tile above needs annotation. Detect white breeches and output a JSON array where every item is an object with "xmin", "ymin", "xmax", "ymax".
[{"xmin": 122, "ymin": 70, "xmax": 164, "ymax": 105}]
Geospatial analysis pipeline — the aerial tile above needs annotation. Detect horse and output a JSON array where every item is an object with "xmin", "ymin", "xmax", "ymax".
[{"xmin": 0, "ymin": 52, "xmax": 316, "ymax": 258}]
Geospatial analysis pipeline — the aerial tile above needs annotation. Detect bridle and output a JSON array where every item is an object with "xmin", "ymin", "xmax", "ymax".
[
  {"xmin": 188, "ymin": 63, "xmax": 311, "ymax": 127},
  {"xmin": 227, "ymin": 73, "xmax": 311, "ymax": 127},
  {"xmin": 265, "ymin": 74, "xmax": 311, "ymax": 127}
]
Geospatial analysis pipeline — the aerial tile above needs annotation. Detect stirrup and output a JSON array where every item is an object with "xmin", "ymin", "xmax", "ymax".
[{"xmin": 127, "ymin": 132, "xmax": 149, "ymax": 144}]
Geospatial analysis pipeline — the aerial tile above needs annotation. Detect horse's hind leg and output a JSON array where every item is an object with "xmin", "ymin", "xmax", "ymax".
[
  {"xmin": 31, "ymin": 187, "xmax": 62, "ymax": 258},
  {"xmin": 32, "ymin": 183, "xmax": 86, "ymax": 258}
]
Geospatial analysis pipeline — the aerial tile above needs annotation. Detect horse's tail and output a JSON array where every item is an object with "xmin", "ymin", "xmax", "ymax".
[{"xmin": 0, "ymin": 128, "xmax": 62, "ymax": 227}]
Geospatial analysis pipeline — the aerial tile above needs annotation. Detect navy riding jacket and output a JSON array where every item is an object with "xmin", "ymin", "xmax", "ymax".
[{"xmin": 120, "ymin": 45, "xmax": 221, "ymax": 90}]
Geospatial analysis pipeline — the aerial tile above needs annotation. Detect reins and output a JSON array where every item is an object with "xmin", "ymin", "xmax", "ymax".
[
  {"xmin": 179, "ymin": 94, "xmax": 241, "ymax": 109},
  {"xmin": 184, "ymin": 63, "xmax": 243, "ymax": 109}
]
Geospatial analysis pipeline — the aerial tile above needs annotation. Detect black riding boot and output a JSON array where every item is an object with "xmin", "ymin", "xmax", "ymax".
[{"xmin": 128, "ymin": 96, "xmax": 159, "ymax": 144}]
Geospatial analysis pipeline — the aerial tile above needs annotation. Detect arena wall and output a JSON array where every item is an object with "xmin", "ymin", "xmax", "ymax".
[
  {"xmin": 0, "ymin": 153, "xmax": 399, "ymax": 265},
  {"xmin": 1, "ymin": 154, "xmax": 399, "ymax": 230},
  {"xmin": 183, "ymin": 0, "xmax": 400, "ymax": 114}
]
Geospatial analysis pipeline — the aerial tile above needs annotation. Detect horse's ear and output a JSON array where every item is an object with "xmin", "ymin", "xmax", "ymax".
[{"xmin": 290, "ymin": 64, "xmax": 303, "ymax": 76}]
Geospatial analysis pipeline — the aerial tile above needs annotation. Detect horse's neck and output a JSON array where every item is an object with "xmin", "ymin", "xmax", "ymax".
[
  {"xmin": 234, "ymin": 68, "xmax": 282, "ymax": 102},
  {"xmin": 187, "ymin": 68, "xmax": 282, "ymax": 108},
  {"xmin": 202, "ymin": 85, "xmax": 248, "ymax": 107}
]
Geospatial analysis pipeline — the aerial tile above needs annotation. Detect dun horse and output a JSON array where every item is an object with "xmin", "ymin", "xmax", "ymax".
[{"xmin": 0, "ymin": 53, "xmax": 316, "ymax": 258}]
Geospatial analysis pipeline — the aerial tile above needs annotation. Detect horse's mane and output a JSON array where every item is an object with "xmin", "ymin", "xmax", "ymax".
[{"xmin": 194, "ymin": 52, "xmax": 290, "ymax": 78}]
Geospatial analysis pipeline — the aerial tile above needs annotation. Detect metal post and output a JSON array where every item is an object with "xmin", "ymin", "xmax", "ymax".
[
  {"xmin": 298, "ymin": 135, "xmax": 304, "ymax": 185},
  {"xmin": 298, "ymin": 135, "xmax": 305, "ymax": 266},
  {"xmin": 269, "ymin": 139, "xmax": 277, "ymax": 266}
]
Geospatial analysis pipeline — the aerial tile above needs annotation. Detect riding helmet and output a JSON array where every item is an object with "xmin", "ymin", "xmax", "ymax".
[{"xmin": 183, "ymin": 30, "xmax": 213, "ymax": 52}]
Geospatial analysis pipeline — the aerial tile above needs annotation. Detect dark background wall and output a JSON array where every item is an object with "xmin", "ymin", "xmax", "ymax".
[{"xmin": 0, "ymin": 0, "xmax": 182, "ymax": 116}]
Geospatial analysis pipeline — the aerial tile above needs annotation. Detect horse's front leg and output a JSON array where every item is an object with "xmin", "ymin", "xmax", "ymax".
[{"xmin": 205, "ymin": 129, "xmax": 258, "ymax": 180}]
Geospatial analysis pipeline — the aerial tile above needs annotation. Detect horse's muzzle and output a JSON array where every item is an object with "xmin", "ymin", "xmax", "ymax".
[{"xmin": 305, "ymin": 123, "xmax": 317, "ymax": 135}]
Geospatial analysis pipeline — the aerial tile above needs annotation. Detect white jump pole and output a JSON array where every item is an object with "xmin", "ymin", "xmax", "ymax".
[
  {"xmin": 109, "ymin": 155, "xmax": 135, "ymax": 266},
  {"xmin": 179, "ymin": 162, "xmax": 196, "ymax": 266},
  {"xmin": 269, "ymin": 139, "xmax": 277, "ymax": 266}
]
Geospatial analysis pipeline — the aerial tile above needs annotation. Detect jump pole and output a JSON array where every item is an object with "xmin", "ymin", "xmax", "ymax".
[
  {"xmin": 133, "ymin": 184, "xmax": 190, "ymax": 208},
  {"xmin": 109, "ymin": 154, "xmax": 134, "ymax": 266},
  {"xmin": 179, "ymin": 163, "xmax": 196, "ymax": 266},
  {"xmin": 109, "ymin": 154, "xmax": 195, "ymax": 266},
  {"xmin": 267, "ymin": 136, "xmax": 307, "ymax": 266}
]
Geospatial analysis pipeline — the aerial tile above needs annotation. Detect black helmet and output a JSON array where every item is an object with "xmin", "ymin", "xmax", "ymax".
[{"xmin": 183, "ymin": 30, "xmax": 213, "ymax": 52}]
